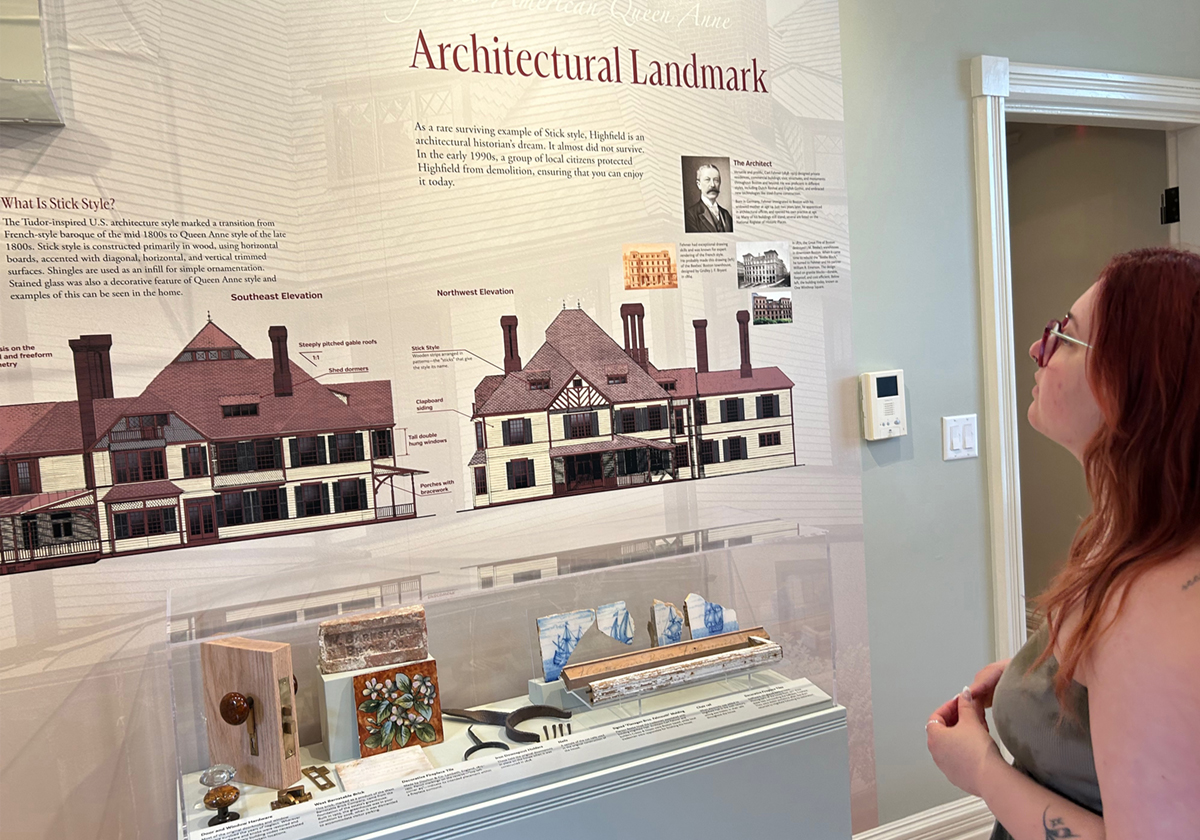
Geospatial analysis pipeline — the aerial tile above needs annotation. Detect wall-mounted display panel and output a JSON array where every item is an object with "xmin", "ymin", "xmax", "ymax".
[{"xmin": 0, "ymin": 0, "xmax": 873, "ymax": 834}]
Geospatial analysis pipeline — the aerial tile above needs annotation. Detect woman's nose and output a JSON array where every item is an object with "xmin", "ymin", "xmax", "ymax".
[{"xmin": 1029, "ymin": 338, "xmax": 1041, "ymax": 363}]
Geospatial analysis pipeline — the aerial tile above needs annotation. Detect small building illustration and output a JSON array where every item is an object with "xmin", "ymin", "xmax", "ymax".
[
  {"xmin": 622, "ymin": 246, "xmax": 678, "ymax": 290},
  {"xmin": 737, "ymin": 248, "xmax": 790, "ymax": 288},
  {"xmin": 469, "ymin": 305, "xmax": 795, "ymax": 508},
  {"xmin": 753, "ymin": 293, "xmax": 793, "ymax": 323},
  {"xmin": 0, "ymin": 321, "xmax": 422, "ymax": 574}
]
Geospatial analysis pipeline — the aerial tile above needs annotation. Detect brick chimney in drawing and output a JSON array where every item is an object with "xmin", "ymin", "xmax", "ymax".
[
  {"xmin": 501, "ymin": 316, "xmax": 521, "ymax": 373},
  {"xmin": 692, "ymin": 319, "xmax": 709, "ymax": 374},
  {"xmin": 69, "ymin": 334, "xmax": 114, "ymax": 488},
  {"xmin": 269, "ymin": 326, "xmax": 293, "ymax": 397},
  {"xmin": 620, "ymin": 303, "xmax": 649, "ymax": 371},
  {"xmin": 737, "ymin": 310, "xmax": 752, "ymax": 378}
]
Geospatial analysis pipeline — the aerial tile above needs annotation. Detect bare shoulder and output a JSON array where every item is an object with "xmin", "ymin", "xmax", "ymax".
[
  {"xmin": 1089, "ymin": 546, "xmax": 1200, "ymax": 682},
  {"xmin": 1084, "ymin": 547, "xmax": 1200, "ymax": 837},
  {"xmin": 1118, "ymin": 547, "xmax": 1200, "ymax": 626}
]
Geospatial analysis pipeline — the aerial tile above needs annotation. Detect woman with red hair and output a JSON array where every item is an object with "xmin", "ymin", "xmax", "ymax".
[{"xmin": 926, "ymin": 247, "xmax": 1200, "ymax": 839}]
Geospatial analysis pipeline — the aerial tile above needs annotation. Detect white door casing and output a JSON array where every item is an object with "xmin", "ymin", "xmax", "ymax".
[
  {"xmin": 1171, "ymin": 126, "xmax": 1200, "ymax": 251},
  {"xmin": 970, "ymin": 57, "xmax": 1200, "ymax": 660}
]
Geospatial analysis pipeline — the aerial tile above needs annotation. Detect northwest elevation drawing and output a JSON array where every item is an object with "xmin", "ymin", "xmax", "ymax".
[
  {"xmin": 0, "ymin": 321, "xmax": 423, "ymax": 574},
  {"xmin": 468, "ymin": 304, "xmax": 796, "ymax": 508}
]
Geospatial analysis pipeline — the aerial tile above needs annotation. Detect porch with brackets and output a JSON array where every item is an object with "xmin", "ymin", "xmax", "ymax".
[
  {"xmin": 0, "ymin": 489, "xmax": 101, "ymax": 572},
  {"xmin": 549, "ymin": 435, "xmax": 677, "ymax": 496},
  {"xmin": 372, "ymin": 463, "xmax": 427, "ymax": 519}
]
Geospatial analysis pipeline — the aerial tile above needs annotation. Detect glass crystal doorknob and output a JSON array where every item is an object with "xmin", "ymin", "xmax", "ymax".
[{"xmin": 199, "ymin": 764, "xmax": 236, "ymax": 787}]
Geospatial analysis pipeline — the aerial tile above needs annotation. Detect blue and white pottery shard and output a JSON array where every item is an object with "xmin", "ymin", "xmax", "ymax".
[
  {"xmin": 536, "ymin": 608, "xmax": 596, "ymax": 682},
  {"xmin": 597, "ymin": 601, "xmax": 635, "ymax": 645},
  {"xmin": 683, "ymin": 593, "xmax": 738, "ymax": 640},
  {"xmin": 651, "ymin": 599, "xmax": 685, "ymax": 646}
]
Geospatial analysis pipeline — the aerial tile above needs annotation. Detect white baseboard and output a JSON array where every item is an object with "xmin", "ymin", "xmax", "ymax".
[{"xmin": 853, "ymin": 796, "xmax": 994, "ymax": 840}]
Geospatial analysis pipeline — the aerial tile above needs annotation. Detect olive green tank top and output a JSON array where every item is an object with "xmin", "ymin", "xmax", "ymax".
[{"xmin": 989, "ymin": 622, "xmax": 1102, "ymax": 840}]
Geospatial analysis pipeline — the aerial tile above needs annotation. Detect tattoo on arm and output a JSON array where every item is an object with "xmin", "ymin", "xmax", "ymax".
[
  {"xmin": 1043, "ymin": 807, "xmax": 1081, "ymax": 839},
  {"xmin": 1183, "ymin": 573, "xmax": 1200, "ymax": 592}
]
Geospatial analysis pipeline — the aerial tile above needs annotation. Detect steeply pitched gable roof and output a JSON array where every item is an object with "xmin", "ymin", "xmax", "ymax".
[
  {"xmin": 475, "ymin": 309, "xmax": 671, "ymax": 416},
  {"xmin": 543, "ymin": 310, "xmax": 671, "ymax": 403},
  {"xmin": 2, "ymin": 323, "xmax": 397, "ymax": 457},
  {"xmin": 136, "ymin": 357, "xmax": 387, "ymax": 440},
  {"xmin": 183, "ymin": 322, "xmax": 250, "ymax": 353},
  {"xmin": 653, "ymin": 367, "xmax": 698, "ymax": 398},
  {"xmin": 696, "ymin": 368, "xmax": 794, "ymax": 396},
  {"xmin": 330, "ymin": 381, "xmax": 394, "ymax": 427},
  {"xmin": 474, "ymin": 375, "xmax": 505, "ymax": 408},
  {"xmin": 0, "ymin": 401, "xmax": 83, "ymax": 455}
]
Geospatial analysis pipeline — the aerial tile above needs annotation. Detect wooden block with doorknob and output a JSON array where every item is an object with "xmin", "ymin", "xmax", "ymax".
[{"xmin": 201, "ymin": 636, "xmax": 301, "ymax": 789}]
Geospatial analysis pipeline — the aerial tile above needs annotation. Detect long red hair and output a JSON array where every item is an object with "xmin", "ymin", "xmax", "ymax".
[{"xmin": 1036, "ymin": 247, "xmax": 1200, "ymax": 700}]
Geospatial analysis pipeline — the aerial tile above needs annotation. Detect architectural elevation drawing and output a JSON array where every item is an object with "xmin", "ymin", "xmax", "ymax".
[
  {"xmin": 468, "ymin": 304, "xmax": 796, "ymax": 509},
  {"xmin": 0, "ymin": 321, "xmax": 423, "ymax": 574}
]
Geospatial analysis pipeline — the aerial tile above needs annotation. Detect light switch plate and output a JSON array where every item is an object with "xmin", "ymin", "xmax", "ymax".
[{"xmin": 942, "ymin": 414, "xmax": 979, "ymax": 461}]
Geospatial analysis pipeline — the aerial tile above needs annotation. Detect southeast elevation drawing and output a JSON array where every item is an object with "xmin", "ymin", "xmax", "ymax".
[
  {"xmin": 469, "ymin": 304, "xmax": 796, "ymax": 508},
  {"xmin": 0, "ymin": 321, "xmax": 424, "ymax": 575}
]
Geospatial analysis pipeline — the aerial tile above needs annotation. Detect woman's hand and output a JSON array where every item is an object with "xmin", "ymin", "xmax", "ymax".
[
  {"xmin": 926, "ymin": 691, "xmax": 1005, "ymax": 798},
  {"xmin": 968, "ymin": 658, "xmax": 1010, "ymax": 710},
  {"xmin": 931, "ymin": 658, "xmax": 1010, "ymax": 726}
]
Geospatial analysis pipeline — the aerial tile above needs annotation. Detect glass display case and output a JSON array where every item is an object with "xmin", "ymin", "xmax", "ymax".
[{"xmin": 169, "ymin": 523, "xmax": 841, "ymax": 839}]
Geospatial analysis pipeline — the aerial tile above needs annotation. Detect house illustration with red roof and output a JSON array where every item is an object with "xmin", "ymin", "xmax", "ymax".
[
  {"xmin": 0, "ymin": 321, "xmax": 422, "ymax": 574},
  {"xmin": 469, "ymin": 304, "xmax": 795, "ymax": 508}
]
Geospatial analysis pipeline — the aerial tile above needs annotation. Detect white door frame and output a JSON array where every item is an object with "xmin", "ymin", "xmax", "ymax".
[{"xmin": 970, "ymin": 56, "xmax": 1200, "ymax": 659}]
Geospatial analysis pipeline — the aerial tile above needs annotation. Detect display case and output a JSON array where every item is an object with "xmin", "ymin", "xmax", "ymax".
[{"xmin": 169, "ymin": 524, "xmax": 848, "ymax": 840}]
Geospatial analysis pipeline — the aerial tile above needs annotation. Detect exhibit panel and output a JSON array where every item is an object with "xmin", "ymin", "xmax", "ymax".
[
  {"xmin": 0, "ymin": 0, "xmax": 871, "ymax": 835},
  {"xmin": 168, "ymin": 535, "xmax": 845, "ymax": 838}
]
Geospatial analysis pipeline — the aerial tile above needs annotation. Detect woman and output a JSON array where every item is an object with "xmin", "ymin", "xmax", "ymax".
[{"xmin": 925, "ymin": 247, "xmax": 1200, "ymax": 839}]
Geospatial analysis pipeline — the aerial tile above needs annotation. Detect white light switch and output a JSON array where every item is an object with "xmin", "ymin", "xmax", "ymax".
[{"xmin": 942, "ymin": 414, "xmax": 979, "ymax": 461}]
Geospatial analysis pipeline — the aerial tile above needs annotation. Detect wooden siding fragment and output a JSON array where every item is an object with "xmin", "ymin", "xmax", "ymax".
[
  {"xmin": 586, "ymin": 641, "xmax": 782, "ymax": 703},
  {"xmin": 560, "ymin": 627, "xmax": 782, "ymax": 704}
]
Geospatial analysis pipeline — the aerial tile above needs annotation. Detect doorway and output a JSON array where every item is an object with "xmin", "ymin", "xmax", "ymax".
[
  {"xmin": 969, "ymin": 56, "xmax": 1200, "ymax": 659},
  {"xmin": 21, "ymin": 515, "xmax": 40, "ymax": 552},
  {"xmin": 185, "ymin": 499, "xmax": 218, "ymax": 544},
  {"xmin": 1007, "ymin": 123, "xmax": 1172, "ymax": 622}
]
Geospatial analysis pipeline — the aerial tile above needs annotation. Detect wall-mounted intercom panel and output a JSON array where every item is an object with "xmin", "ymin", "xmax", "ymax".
[{"xmin": 860, "ymin": 369, "xmax": 906, "ymax": 440}]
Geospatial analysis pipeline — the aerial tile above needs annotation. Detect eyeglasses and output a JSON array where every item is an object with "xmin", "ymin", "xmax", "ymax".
[{"xmin": 1037, "ymin": 315, "xmax": 1092, "ymax": 368}]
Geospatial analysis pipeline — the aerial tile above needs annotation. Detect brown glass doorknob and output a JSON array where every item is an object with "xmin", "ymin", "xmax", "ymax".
[
  {"xmin": 204, "ymin": 784, "xmax": 241, "ymax": 810},
  {"xmin": 220, "ymin": 692, "xmax": 254, "ymax": 725},
  {"xmin": 204, "ymin": 783, "xmax": 242, "ymax": 826}
]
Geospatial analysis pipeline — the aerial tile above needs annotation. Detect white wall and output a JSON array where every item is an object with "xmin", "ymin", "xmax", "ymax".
[
  {"xmin": 1008, "ymin": 123, "xmax": 1170, "ymax": 599},
  {"xmin": 838, "ymin": 0, "xmax": 1200, "ymax": 823}
]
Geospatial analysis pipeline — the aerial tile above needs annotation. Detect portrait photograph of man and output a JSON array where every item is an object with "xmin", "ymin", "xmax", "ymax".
[{"xmin": 681, "ymin": 156, "xmax": 734, "ymax": 233}]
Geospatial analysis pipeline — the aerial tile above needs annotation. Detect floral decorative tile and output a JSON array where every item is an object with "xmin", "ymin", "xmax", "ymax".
[{"xmin": 352, "ymin": 657, "xmax": 443, "ymax": 757}]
